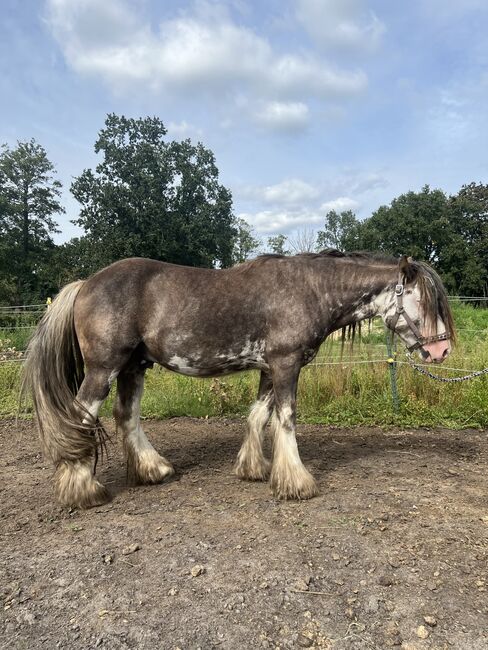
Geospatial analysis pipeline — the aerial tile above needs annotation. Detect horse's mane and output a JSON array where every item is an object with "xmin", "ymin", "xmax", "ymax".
[
  {"xmin": 246, "ymin": 249, "xmax": 455, "ymax": 341},
  {"xmin": 253, "ymin": 249, "xmax": 399, "ymax": 264}
]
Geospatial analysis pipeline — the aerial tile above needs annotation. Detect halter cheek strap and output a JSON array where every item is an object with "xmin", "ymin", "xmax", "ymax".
[{"xmin": 386, "ymin": 273, "xmax": 450, "ymax": 359}]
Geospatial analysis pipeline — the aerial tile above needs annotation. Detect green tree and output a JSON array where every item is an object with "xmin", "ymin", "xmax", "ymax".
[
  {"xmin": 316, "ymin": 210, "xmax": 361, "ymax": 251},
  {"xmin": 71, "ymin": 114, "xmax": 237, "ymax": 272},
  {"xmin": 45, "ymin": 238, "xmax": 94, "ymax": 290},
  {"xmin": 354, "ymin": 186, "xmax": 452, "ymax": 261},
  {"xmin": 0, "ymin": 140, "xmax": 63, "ymax": 303},
  {"xmin": 267, "ymin": 234, "xmax": 289, "ymax": 255},
  {"xmin": 0, "ymin": 193, "xmax": 16, "ymax": 303},
  {"xmin": 440, "ymin": 183, "xmax": 488, "ymax": 295},
  {"xmin": 349, "ymin": 184, "xmax": 487, "ymax": 295},
  {"xmin": 232, "ymin": 218, "xmax": 260, "ymax": 263}
]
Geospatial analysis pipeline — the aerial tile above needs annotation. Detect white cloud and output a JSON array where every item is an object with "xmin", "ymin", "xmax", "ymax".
[
  {"xmin": 46, "ymin": 0, "xmax": 140, "ymax": 48},
  {"xmin": 346, "ymin": 171, "xmax": 389, "ymax": 194},
  {"xmin": 240, "ymin": 197, "xmax": 360, "ymax": 234},
  {"xmin": 263, "ymin": 55, "xmax": 366, "ymax": 98},
  {"xmin": 238, "ymin": 208, "xmax": 325, "ymax": 234},
  {"xmin": 320, "ymin": 196, "xmax": 360, "ymax": 212},
  {"xmin": 303, "ymin": 169, "xmax": 388, "ymax": 197},
  {"xmin": 166, "ymin": 120, "xmax": 203, "ymax": 139},
  {"xmin": 237, "ymin": 172, "xmax": 379, "ymax": 233},
  {"xmin": 253, "ymin": 102, "xmax": 310, "ymax": 131},
  {"xmin": 240, "ymin": 173, "xmax": 383, "ymax": 209},
  {"xmin": 244, "ymin": 178, "xmax": 320, "ymax": 205},
  {"xmin": 296, "ymin": 0, "xmax": 385, "ymax": 51},
  {"xmin": 263, "ymin": 178, "xmax": 320, "ymax": 205},
  {"xmin": 426, "ymin": 89, "xmax": 472, "ymax": 147},
  {"xmin": 45, "ymin": 0, "xmax": 368, "ymax": 121}
]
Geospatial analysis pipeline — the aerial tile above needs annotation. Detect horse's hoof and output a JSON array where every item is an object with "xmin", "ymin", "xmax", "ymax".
[
  {"xmin": 235, "ymin": 456, "xmax": 271, "ymax": 481},
  {"xmin": 270, "ymin": 466, "xmax": 318, "ymax": 500},
  {"xmin": 54, "ymin": 460, "xmax": 112, "ymax": 509},
  {"xmin": 128, "ymin": 449, "xmax": 175, "ymax": 485}
]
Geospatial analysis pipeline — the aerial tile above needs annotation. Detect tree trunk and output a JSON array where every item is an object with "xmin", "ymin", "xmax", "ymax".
[{"xmin": 22, "ymin": 181, "xmax": 29, "ymax": 261}]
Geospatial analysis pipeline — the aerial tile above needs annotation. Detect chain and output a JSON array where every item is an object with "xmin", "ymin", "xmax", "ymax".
[{"xmin": 406, "ymin": 353, "xmax": 488, "ymax": 383}]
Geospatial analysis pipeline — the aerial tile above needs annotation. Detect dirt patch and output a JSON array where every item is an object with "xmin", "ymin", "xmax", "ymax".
[{"xmin": 1, "ymin": 418, "xmax": 487, "ymax": 649}]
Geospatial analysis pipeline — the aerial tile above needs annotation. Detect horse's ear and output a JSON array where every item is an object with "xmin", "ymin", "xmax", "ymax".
[{"xmin": 399, "ymin": 255, "xmax": 418, "ymax": 283}]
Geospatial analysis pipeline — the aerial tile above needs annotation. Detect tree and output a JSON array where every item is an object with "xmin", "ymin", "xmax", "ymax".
[
  {"xmin": 316, "ymin": 210, "xmax": 361, "ymax": 251},
  {"xmin": 71, "ymin": 114, "xmax": 237, "ymax": 273},
  {"xmin": 353, "ymin": 186, "xmax": 452, "ymax": 261},
  {"xmin": 0, "ymin": 140, "xmax": 63, "ymax": 303},
  {"xmin": 267, "ymin": 234, "xmax": 289, "ymax": 255},
  {"xmin": 347, "ymin": 184, "xmax": 487, "ymax": 295},
  {"xmin": 440, "ymin": 183, "xmax": 488, "ymax": 295},
  {"xmin": 45, "ymin": 237, "xmax": 95, "ymax": 290},
  {"xmin": 232, "ymin": 218, "xmax": 260, "ymax": 263},
  {"xmin": 288, "ymin": 227, "xmax": 317, "ymax": 253}
]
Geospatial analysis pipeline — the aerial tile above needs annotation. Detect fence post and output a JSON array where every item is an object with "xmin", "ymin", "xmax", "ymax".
[{"xmin": 385, "ymin": 329, "xmax": 400, "ymax": 412}]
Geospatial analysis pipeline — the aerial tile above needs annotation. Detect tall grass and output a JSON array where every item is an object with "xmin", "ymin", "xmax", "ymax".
[{"xmin": 2, "ymin": 303, "xmax": 487, "ymax": 428}]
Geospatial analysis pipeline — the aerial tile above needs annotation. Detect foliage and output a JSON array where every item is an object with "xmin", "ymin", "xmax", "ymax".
[
  {"xmin": 316, "ymin": 210, "xmax": 361, "ymax": 251},
  {"xmin": 343, "ymin": 185, "xmax": 487, "ymax": 296},
  {"xmin": 441, "ymin": 183, "xmax": 488, "ymax": 295},
  {"xmin": 232, "ymin": 218, "xmax": 260, "ymax": 263},
  {"xmin": 71, "ymin": 114, "xmax": 237, "ymax": 274},
  {"xmin": 353, "ymin": 186, "xmax": 451, "ymax": 261},
  {"xmin": 267, "ymin": 234, "xmax": 289, "ymax": 255},
  {"xmin": 0, "ymin": 140, "xmax": 63, "ymax": 304},
  {"xmin": 46, "ymin": 237, "xmax": 96, "ymax": 289},
  {"xmin": 1, "ymin": 123, "xmax": 488, "ymax": 303}
]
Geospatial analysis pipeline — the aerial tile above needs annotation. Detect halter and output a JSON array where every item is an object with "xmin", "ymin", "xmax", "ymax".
[{"xmin": 387, "ymin": 272, "xmax": 450, "ymax": 360}]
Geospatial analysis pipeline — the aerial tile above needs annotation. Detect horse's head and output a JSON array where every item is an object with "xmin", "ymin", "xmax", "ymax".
[{"xmin": 383, "ymin": 256, "xmax": 455, "ymax": 364}]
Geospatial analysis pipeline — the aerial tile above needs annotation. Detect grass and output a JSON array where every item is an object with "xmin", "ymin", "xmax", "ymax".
[
  {"xmin": 2, "ymin": 302, "xmax": 488, "ymax": 428},
  {"xmin": 0, "ymin": 328, "xmax": 34, "ymax": 351}
]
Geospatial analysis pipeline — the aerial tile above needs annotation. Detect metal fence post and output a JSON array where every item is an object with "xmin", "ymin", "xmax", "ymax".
[{"xmin": 385, "ymin": 329, "xmax": 400, "ymax": 412}]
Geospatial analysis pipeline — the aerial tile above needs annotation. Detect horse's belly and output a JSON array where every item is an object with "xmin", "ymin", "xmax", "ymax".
[{"xmin": 161, "ymin": 351, "xmax": 267, "ymax": 377}]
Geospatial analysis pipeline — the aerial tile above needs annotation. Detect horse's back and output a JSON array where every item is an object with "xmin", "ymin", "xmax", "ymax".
[
  {"xmin": 72, "ymin": 255, "xmax": 321, "ymax": 372},
  {"xmin": 72, "ymin": 257, "xmax": 266, "ymax": 369}
]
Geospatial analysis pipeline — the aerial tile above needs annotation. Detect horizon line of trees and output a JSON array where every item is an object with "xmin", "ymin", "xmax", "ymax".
[
  {"xmin": 268, "ymin": 183, "xmax": 488, "ymax": 296},
  {"xmin": 1, "ymin": 113, "xmax": 487, "ymax": 305}
]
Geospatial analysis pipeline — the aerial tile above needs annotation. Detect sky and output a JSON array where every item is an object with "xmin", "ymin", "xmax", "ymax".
[{"xmin": 1, "ymin": 0, "xmax": 488, "ymax": 244}]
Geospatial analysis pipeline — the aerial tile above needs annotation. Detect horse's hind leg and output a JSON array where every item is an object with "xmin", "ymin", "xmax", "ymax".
[
  {"xmin": 54, "ymin": 368, "xmax": 114, "ymax": 508},
  {"xmin": 114, "ymin": 365, "xmax": 175, "ymax": 485},
  {"xmin": 235, "ymin": 371, "xmax": 273, "ymax": 481}
]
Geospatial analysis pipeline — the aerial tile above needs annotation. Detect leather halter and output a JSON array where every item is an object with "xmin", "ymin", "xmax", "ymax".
[{"xmin": 387, "ymin": 273, "xmax": 450, "ymax": 360}]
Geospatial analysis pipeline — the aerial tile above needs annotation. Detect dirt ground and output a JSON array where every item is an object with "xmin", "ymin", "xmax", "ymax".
[{"xmin": 0, "ymin": 418, "xmax": 487, "ymax": 650}]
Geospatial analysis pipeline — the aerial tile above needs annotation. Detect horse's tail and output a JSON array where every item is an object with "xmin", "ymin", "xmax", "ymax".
[{"xmin": 21, "ymin": 280, "xmax": 96, "ymax": 464}]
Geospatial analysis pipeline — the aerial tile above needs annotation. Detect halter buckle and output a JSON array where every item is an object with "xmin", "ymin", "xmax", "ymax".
[{"xmin": 395, "ymin": 284, "xmax": 404, "ymax": 296}]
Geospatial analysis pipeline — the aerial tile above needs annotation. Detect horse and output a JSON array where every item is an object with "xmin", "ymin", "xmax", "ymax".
[{"xmin": 22, "ymin": 251, "xmax": 454, "ymax": 508}]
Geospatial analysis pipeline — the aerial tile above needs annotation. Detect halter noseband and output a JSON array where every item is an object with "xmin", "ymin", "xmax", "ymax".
[{"xmin": 387, "ymin": 272, "xmax": 450, "ymax": 360}]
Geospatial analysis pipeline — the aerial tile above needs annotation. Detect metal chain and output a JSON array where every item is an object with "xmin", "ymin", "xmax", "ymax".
[{"xmin": 406, "ymin": 353, "xmax": 488, "ymax": 383}]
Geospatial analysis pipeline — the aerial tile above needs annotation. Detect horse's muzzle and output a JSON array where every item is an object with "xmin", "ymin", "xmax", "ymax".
[{"xmin": 422, "ymin": 339, "xmax": 450, "ymax": 364}]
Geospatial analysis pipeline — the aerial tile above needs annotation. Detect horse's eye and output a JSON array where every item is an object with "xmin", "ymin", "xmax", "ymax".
[{"xmin": 405, "ymin": 289, "xmax": 412, "ymax": 295}]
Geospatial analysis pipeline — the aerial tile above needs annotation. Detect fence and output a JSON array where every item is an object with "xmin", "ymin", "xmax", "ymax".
[{"xmin": 1, "ymin": 298, "xmax": 487, "ymax": 418}]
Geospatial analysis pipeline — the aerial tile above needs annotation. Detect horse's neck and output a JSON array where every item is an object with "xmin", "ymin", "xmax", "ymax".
[{"xmin": 319, "ymin": 262, "xmax": 396, "ymax": 331}]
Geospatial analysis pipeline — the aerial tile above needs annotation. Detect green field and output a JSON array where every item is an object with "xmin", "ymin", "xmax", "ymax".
[{"xmin": 1, "ymin": 301, "xmax": 487, "ymax": 428}]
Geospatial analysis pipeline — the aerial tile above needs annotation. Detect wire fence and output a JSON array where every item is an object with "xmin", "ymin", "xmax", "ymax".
[{"xmin": 1, "ymin": 297, "xmax": 487, "ymax": 413}]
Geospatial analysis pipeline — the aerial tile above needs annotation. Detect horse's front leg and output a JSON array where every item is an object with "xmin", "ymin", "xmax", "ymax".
[
  {"xmin": 269, "ymin": 358, "xmax": 318, "ymax": 500},
  {"xmin": 235, "ymin": 371, "xmax": 273, "ymax": 481}
]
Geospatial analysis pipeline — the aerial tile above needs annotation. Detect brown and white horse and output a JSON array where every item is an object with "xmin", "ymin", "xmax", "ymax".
[{"xmin": 22, "ymin": 251, "xmax": 454, "ymax": 508}]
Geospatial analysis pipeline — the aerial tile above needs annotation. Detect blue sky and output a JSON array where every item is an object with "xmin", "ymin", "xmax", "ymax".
[{"xmin": 1, "ymin": 0, "xmax": 488, "ymax": 244}]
